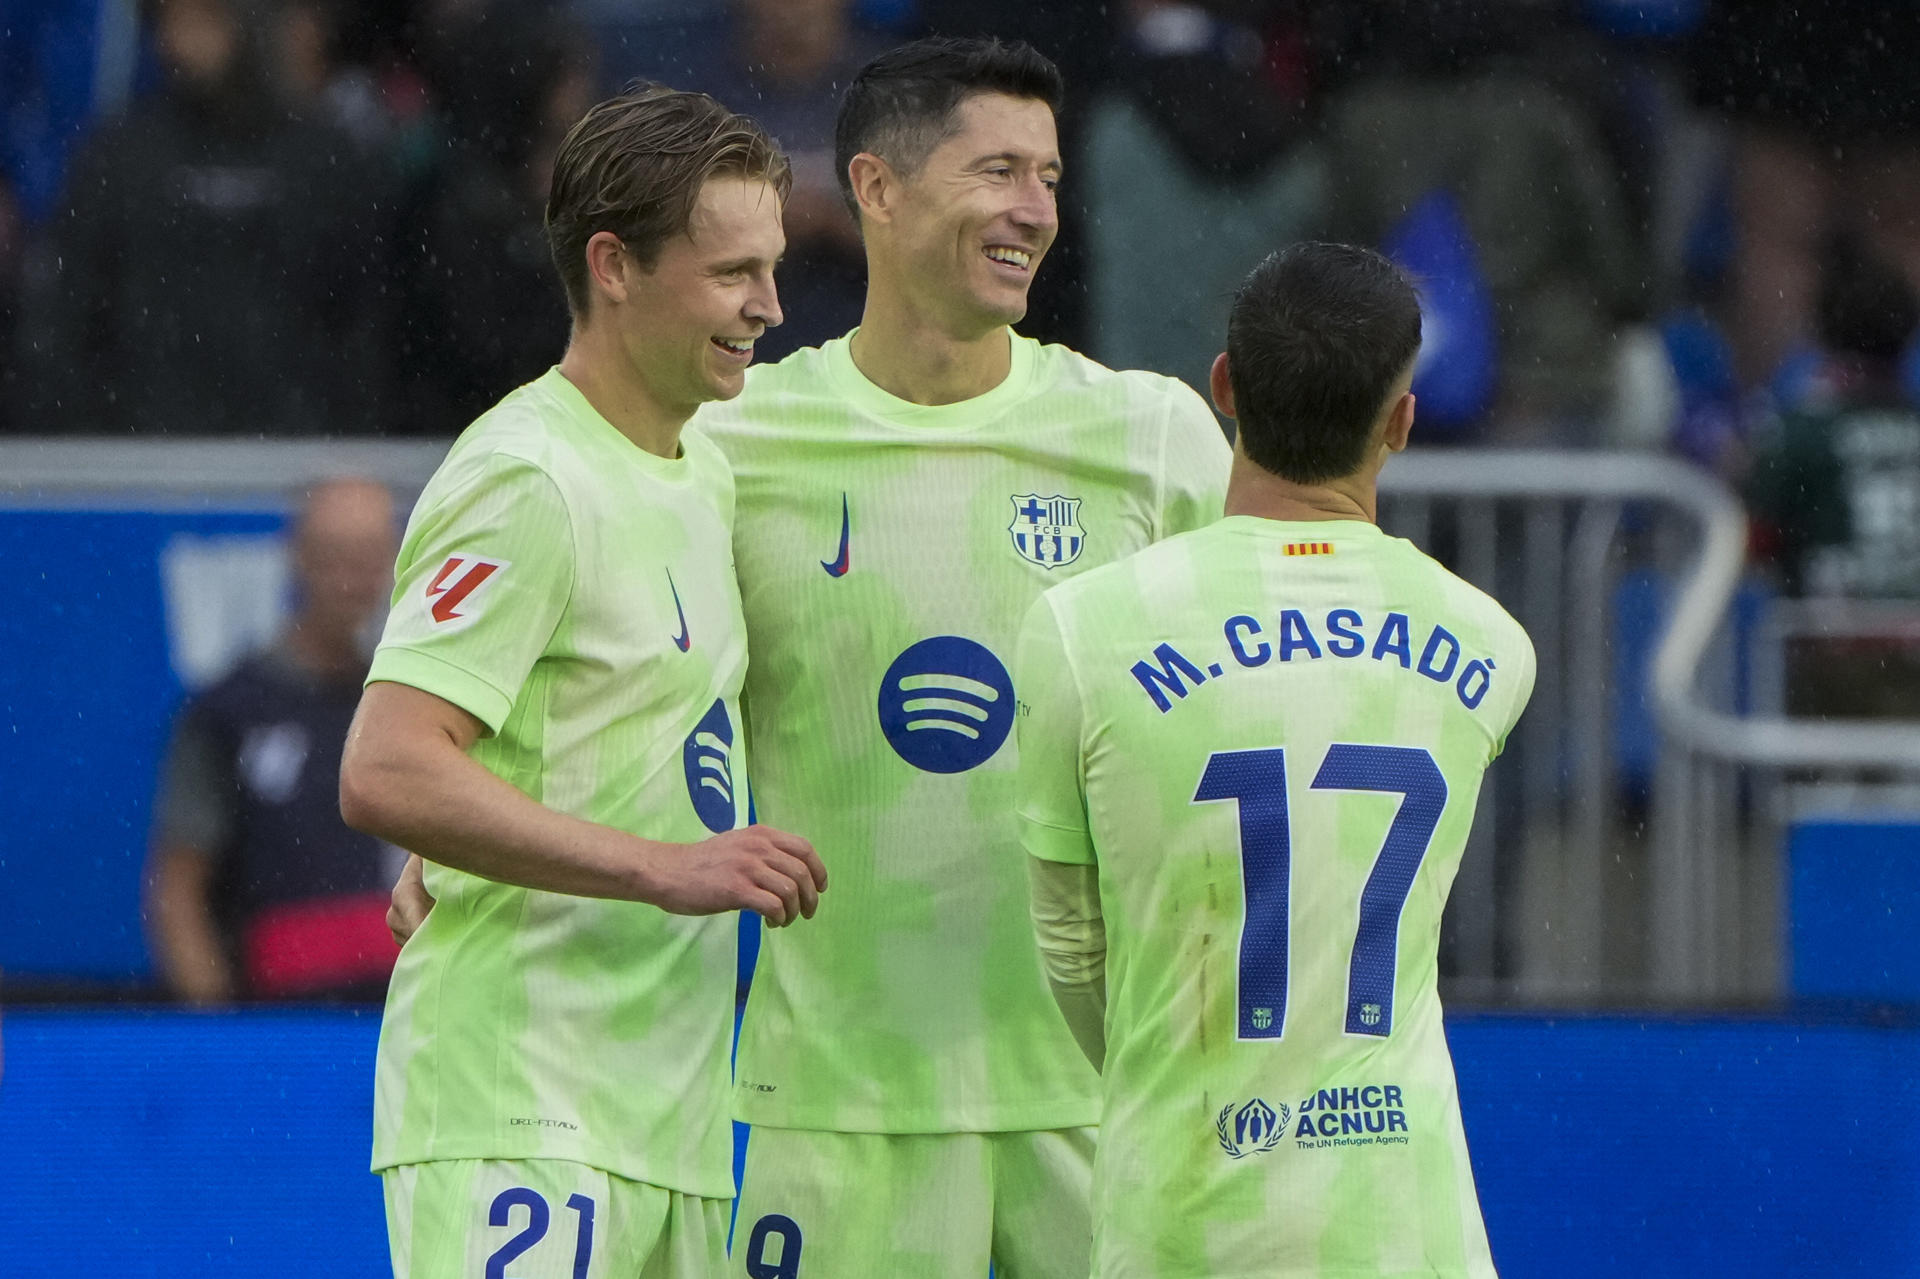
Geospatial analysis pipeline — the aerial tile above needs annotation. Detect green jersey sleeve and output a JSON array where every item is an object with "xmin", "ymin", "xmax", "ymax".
[
  {"xmin": 1154, "ymin": 380, "xmax": 1232, "ymax": 539},
  {"xmin": 1015, "ymin": 595, "xmax": 1096, "ymax": 866},
  {"xmin": 1490, "ymin": 633, "xmax": 1537, "ymax": 760},
  {"xmin": 369, "ymin": 453, "xmax": 574, "ymax": 733}
]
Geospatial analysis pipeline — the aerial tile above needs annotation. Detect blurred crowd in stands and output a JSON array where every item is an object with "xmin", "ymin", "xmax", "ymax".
[
  {"xmin": 4, "ymin": 0, "xmax": 1915, "ymax": 1006},
  {"xmin": 3, "ymin": 0, "xmax": 1917, "ymax": 602}
]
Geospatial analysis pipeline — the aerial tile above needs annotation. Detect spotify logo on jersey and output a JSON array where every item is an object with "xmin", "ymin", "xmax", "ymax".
[
  {"xmin": 877, "ymin": 636, "xmax": 1016, "ymax": 774},
  {"xmin": 683, "ymin": 698, "xmax": 738, "ymax": 832}
]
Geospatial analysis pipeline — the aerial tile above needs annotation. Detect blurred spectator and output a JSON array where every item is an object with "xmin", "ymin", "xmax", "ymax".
[
  {"xmin": 1320, "ymin": 0, "xmax": 1644, "ymax": 440},
  {"xmin": 146, "ymin": 478, "xmax": 403, "ymax": 1005},
  {"xmin": 388, "ymin": 4, "xmax": 591, "ymax": 434},
  {"xmin": 682, "ymin": 0, "xmax": 885, "ymax": 360},
  {"xmin": 1690, "ymin": 2, "xmax": 1920, "ymax": 391},
  {"xmin": 1, "ymin": 0, "xmax": 140, "ymax": 225},
  {"xmin": 0, "ymin": 178, "xmax": 20, "ymax": 433},
  {"xmin": 19, "ymin": 0, "xmax": 393, "ymax": 435},
  {"xmin": 1747, "ymin": 234, "xmax": 1920, "ymax": 601},
  {"xmin": 1744, "ymin": 232, "xmax": 1920, "ymax": 720},
  {"xmin": 1084, "ymin": 0, "xmax": 1324, "ymax": 397},
  {"xmin": 274, "ymin": 0, "xmax": 398, "ymax": 149}
]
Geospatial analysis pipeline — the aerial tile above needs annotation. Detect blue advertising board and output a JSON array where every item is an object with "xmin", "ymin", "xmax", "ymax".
[
  {"xmin": 1, "ymin": 1010, "xmax": 1914, "ymax": 1277},
  {"xmin": 1, "ymin": 506, "xmax": 290, "ymax": 980},
  {"xmin": 1791, "ymin": 819, "xmax": 1920, "ymax": 1004}
]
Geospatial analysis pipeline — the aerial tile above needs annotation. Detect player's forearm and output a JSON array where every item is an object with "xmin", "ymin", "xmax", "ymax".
[
  {"xmin": 339, "ymin": 724, "xmax": 670, "ymax": 904},
  {"xmin": 1027, "ymin": 856, "xmax": 1110, "ymax": 1070}
]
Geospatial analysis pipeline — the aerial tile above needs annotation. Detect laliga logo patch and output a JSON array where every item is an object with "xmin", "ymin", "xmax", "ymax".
[
  {"xmin": 1217, "ymin": 1099, "xmax": 1288, "ymax": 1159},
  {"xmin": 876, "ymin": 636, "xmax": 1015, "ymax": 774},
  {"xmin": 683, "ymin": 699, "xmax": 737, "ymax": 833},
  {"xmin": 424, "ymin": 554, "xmax": 507, "ymax": 627},
  {"xmin": 1009, "ymin": 494, "xmax": 1085, "ymax": 569}
]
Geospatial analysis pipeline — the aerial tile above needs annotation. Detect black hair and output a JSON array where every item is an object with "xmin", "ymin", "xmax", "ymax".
[
  {"xmin": 833, "ymin": 37, "xmax": 1064, "ymax": 218},
  {"xmin": 1227, "ymin": 243, "xmax": 1423, "ymax": 484}
]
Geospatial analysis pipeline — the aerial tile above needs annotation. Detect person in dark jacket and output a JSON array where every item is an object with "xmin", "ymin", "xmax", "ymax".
[
  {"xmin": 24, "ymin": 0, "xmax": 391, "ymax": 435},
  {"xmin": 386, "ymin": 6, "xmax": 593, "ymax": 434},
  {"xmin": 146, "ymin": 477, "xmax": 402, "ymax": 1003}
]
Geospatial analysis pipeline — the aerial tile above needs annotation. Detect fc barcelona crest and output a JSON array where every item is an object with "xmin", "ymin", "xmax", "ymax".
[{"xmin": 1009, "ymin": 494, "xmax": 1085, "ymax": 569}]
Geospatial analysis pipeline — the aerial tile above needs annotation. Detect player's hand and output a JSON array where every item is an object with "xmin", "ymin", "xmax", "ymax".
[
  {"xmin": 645, "ymin": 825, "xmax": 827, "ymax": 927},
  {"xmin": 388, "ymin": 853, "xmax": 437, "ymax": 947}
]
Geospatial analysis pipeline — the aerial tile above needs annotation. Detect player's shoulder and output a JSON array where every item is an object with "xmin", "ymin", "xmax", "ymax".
[
  {"xmin": 438, "ymin": 377, "xmax": 573, "ymax": 480},
  {"xmin": 696, "ymin": 342, "xmax": 838, "ymax": 444},
  {"xmin": 1027, "ymin": 338, "xmax": 1214, "ymax": 420},
  {"xmin": 675, "ymin": 416, "xmax": 732, "ymax": 472},
  {"xmin": 1041, "ymin": 519, "xmax": 1220, "ymax": 619},
  {"xmin": 397, "ymin": 383, "xmax": 587, "ymax": 557},
  {"xmin": 1387, "ymin": 536, "xmax": 1534, "ymax": 660}
]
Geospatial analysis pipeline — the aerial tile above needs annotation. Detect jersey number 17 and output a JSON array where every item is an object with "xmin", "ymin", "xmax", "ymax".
[{"xmin": 1193, "ymin": 744, "xmax": 1447, "ymax": 1041}]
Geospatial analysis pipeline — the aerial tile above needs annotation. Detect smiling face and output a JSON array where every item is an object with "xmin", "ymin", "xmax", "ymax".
[
  {"xmin": 616, "ymin": 174, "xmax": 786, "ymax": 416},
  {"xmin": 876, "ymin": 92, "xmax": 1061, "ymax": 337}
]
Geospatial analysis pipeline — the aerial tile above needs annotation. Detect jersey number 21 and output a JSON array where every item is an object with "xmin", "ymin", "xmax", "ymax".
[{"xmin": 1193, "ymin": 745, "xmax": 1446, "ymax": 1041}]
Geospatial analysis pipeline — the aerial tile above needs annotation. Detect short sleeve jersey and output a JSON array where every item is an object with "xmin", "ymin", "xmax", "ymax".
[
  {"xmin": 699, "ymin": 330, "xmax": 1230, "ymax": 1133},
  {"xmin": 1015, "ymin": 517, "xmax": 1534, "ymax": 1278},
  {"xmin": 368, "ymin": 369, "xmax": 749, "ymax": 1198}
]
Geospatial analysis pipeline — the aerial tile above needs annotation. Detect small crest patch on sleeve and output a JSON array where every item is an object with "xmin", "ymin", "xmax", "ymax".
[{"xmin": 1283, "ymin": 541, "xmax": 1334, "ymax": 557}]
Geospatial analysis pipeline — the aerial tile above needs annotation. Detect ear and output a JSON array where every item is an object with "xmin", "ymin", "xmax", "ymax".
[
  {"xmin": 1382, "ymin": 391, "xmax": 1415, "ymax": 453},
  {"xmin": 1208, "ymin": 351, "xmax": 1237, "ymax": 420},
  {"xmin": 846, "ymin": 152, "xmax": 895, "ymax": 227},
  {"xmin": 584, "ymin": 230, "xmax": 632, "ymax": 309}
]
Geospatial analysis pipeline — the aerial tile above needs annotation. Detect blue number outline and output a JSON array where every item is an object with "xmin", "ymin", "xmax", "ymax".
[
  {"xmin": 1310, "ymin": 744, "xmax": 1448, "ymax": 1037},
  {"xmin": 1193, "ymin": 748, "xmax": 1292, "ymax": 1040},
  {"xmin": 485, "ymin": 1188, "xmax": 550, "ymax": 1279},
  {"xmin": 1193, "ymin": 744, "xmax": 1448, "ymax": 1041},
  {"xmin": 565, "ymin": 1193, "xmax": 596, "ymax": 1279},
  {"xmin": 744, "ymin": 1212, "xmax": 804, "ymax": 1279}
]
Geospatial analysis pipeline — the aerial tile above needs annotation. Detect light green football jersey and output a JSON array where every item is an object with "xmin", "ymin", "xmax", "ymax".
[
  {"xmin": 699, "ymin": 330, "xmax": 1230, "ymax": 1132},
  {"xmin": 369, "ymin": 368, "xmax": 749, "ymax": 1198},
  {"xmin": 1015, "ymin": 516, "xmax": 1535, "ymax": 1278}
]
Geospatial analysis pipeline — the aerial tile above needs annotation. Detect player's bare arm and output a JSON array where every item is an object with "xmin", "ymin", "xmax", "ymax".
[{"xmin": 342, "ymin": 680, "xmax": 825, "ymax": 925}]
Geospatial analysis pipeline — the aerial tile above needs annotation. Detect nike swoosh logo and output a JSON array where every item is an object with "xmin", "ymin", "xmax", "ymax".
[
  {"xmin": 822, "ymin": 493, "xmax": 851, "ymax": 577},
  {"xmin": 667, "ymin": 569, "xmax": 691, "ymax": 651}
]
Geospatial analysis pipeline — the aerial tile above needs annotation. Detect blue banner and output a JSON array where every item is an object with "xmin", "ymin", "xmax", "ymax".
[
  {"xmin": 2, "ymin": 1011, "xmax": 1914, "ymax": 1276},
  {"xmin": 1, "ymin": 506, "xmax": 289, "ymax": 980}
]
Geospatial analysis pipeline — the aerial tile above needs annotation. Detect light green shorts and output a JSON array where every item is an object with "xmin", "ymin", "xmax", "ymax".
[
  {"xmin": 731, "ymin": 1126, "xmax": 1095, "ymax": 1279},
  {"xmin": 382, "ymin": 1158, "xmax": 728, "ymax": 1278}
]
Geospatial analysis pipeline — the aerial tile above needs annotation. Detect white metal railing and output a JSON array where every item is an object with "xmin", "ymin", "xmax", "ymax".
[
  {"xmin": 1381, "ymin": 449, "xmax": 1920, "ymax": 1003},
  {"xmin": 12, "ymin": 439, "xmax": 1918, "ymax": 1003},
  {"xmin": 0, "ymin": 438, "xmax": 451, "ymax": 501}
]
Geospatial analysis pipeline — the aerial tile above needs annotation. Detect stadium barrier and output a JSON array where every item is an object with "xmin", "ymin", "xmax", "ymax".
[
  {"xmin": 2, "ymin": 1008, "xmax": 1914, "ymax": 1277},
  {"xmin": 6, "ymin": 440, "xmax": 1919, "ymax": 1007},
  {"xmin": 1378, "ymin": 450, "xmax": 1920, "ymax": 1006}
]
